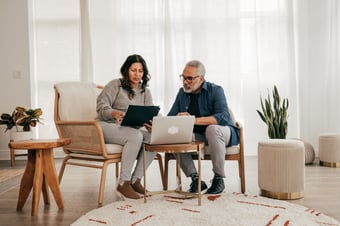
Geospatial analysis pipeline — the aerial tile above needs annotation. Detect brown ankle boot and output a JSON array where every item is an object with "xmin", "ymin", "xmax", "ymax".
[
  {"xmin": 117, "ymin": 181, "xmax": 142, "ymax": 199},
  {"xmin": 131, "ymin": 179, "xmax": 148, "ymax": 194}
]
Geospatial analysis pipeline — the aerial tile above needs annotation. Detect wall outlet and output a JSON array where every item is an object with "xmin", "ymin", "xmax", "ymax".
[{"xmin": 12, "ymin": 70, "xmax": 22, "ymax": 79}]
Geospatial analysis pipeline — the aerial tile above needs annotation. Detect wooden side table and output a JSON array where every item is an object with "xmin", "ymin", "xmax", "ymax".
[
  {"xmin": 8, "ymin": 138, "xmax": 71, "ymax": 216},
  {"xmin": 143, "ymin": 141, "xmax": 204, "ymax": 206}
]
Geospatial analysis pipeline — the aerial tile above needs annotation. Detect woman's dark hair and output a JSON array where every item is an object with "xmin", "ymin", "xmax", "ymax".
[{"xmin": 119, "ymin": 54, "xmax": 151, "ymax": 99}]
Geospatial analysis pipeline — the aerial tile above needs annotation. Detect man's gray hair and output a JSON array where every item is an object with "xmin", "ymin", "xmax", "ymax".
[{"xmin": 186, "ymin": 60, "xmax": 206, "ymax": 76}]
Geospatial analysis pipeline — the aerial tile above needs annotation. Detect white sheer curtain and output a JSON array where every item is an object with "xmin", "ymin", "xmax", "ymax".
[
  {"xmin": 85, "ymin": 0, "xmax": 298, "ymax": 155},
  {"xmin": 33, "ymin": 0, "xmax": 340, "ymax": 155},
  {"xmin": 33, "ymin": 0, "xmax": 80, "ymax": 142},
  {"xmin": 79, "ymin": 0, "xmax": 93, "ymax": 81},
  {"xmin": 296, "ymin": 0, "xmax": 340, "ymax": 152}
]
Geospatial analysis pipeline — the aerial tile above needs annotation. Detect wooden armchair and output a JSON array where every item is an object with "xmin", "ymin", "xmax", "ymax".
[
  {"xmin": 163, "ymin": 108, "xmax": 245, "ymax": 193},
  {"xmin": 54, "ymin": 82, "xmax": 163, "ymax": 205}
]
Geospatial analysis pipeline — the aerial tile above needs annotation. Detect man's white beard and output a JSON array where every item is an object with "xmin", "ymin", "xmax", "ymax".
[
  {"xmin": 184, "ymin": 81, "xmax": 201, "ymax": 93},
  {"xmin": 184, "ymin": 87, "xmax": 193, "ymax": 93}
]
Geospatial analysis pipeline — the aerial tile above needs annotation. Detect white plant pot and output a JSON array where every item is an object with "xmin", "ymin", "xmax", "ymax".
[{"xmin": 9, "ymin": 130, "xmax": 34, "ymax": 141}]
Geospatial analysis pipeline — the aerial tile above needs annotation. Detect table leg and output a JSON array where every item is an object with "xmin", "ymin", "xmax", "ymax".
[
  {"xmin": 42, "ymin": 148, "xmax": 64, "ymax": 209},
  {"xmin": 197, "ymin": 145, "xmax": 201, "ymax": 206},
  {"xmin": 176, "ymin": 153, "xmax": 182, "ymax": 191},
  {"xmin": 17, "ymin": 150, "xmax": 35, "ymax": 211},
  {"xmin": 42, "ymin": 176, "xmax": 50, "ymax": 205},
  {"xmin": 32, "ymin": 149, "xmax": 43, "ymax": 216},
  {"xmin": 143, "ymin": 145, "xmax": 147, "ymax": 203},
  {"xmin": 10, "ymin": 148, "xmax": 15, "ymax": 167}
]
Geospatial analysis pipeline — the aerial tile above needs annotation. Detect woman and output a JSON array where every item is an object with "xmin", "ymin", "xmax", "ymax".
[{"xmin": 96, "ymin": 54, "xmax": 156, "ymax": 199}]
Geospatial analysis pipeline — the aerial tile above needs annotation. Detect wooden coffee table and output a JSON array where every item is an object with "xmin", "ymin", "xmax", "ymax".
[
  {"xmin": 143, "ymin": 141, "xmax": 204, "ymax": 206},
  {"xmin": 8, "ymin": 138, "xmax": 71, "ymax": 216}
]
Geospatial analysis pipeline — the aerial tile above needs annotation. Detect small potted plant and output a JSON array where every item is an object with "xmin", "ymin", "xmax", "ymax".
[
  {"xmin": 256, "ymin": 85, "xmax": 289, "ymax": 139},
  {"xmin": 0, "ymin": 106, "xmax": 43, "ymax": 138}
]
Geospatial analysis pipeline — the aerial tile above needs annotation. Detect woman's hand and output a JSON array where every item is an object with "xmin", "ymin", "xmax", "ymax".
[
  {"xmin": 112, "ymin": 110, "xmax": 125, "ymax": 125},
  {"xmin": 143, "ymin": 120, "xmax": 152, "ymax": 133}
]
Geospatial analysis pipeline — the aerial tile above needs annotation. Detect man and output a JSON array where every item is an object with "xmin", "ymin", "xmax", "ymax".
[{"xmin": 167, "ymin": 60, "xmax": 240, "ymax": 194}]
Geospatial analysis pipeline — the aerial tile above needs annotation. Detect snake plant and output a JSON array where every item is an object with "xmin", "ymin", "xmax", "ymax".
[{"xmin": 256, "ymin": 85, "xmax": 289, "ymax": 139}]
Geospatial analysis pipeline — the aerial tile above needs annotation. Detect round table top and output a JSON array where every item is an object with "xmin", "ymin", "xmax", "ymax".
[{"xmin": 8, "ymin": 138, "xmax": 71, "ymax": 150}]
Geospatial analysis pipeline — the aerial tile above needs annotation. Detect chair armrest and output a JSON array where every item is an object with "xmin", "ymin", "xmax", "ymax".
[
  {"xmin": 55, "ymin": 120, "xmax": 106, "ymax": 155},
  {"xmin": 235, "ymin": 121, "xmax": 243, "ymax": 129},
  {"xmin": 235, "ymin": 121, "xmax": 245, "ymax": 156}
]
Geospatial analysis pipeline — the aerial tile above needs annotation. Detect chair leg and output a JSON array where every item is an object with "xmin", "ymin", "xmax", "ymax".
[
  {"xmin": 115, "ymin": 163, "xmax": 119, "ymax": 178},
  {"xmin": 238, "ymin": 159, "xmax": 246, "ymax": 193},
  {"xmin": 155, "ymin": 153, "xmax": 165, "ymax": 190},
  {"xmin": 98, "ymin": 162, "xmax": 109, "ymax": 206},
  {"xmin": 58, "ymin": 156, "xmax": 70, "ymax": 183}
]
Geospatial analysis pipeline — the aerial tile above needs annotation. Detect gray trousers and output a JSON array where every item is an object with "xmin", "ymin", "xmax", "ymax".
[
  {"xmin": 179, "ymin": 124, "xmax": 231, "ymax": 178},
  {"xmin": 99, "ymin": 121, "xmax": 156, "ymax": 183}
]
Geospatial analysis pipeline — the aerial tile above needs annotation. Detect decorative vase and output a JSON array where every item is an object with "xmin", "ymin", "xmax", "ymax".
[{"xmin": 9, "ymin": 129, "xmax": 34, "ymax": 141}]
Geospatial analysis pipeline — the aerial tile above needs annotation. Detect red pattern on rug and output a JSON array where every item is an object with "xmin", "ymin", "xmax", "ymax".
[{"xmin": 73, "ymin": 192, "xmax": 340, "ymax": 226}]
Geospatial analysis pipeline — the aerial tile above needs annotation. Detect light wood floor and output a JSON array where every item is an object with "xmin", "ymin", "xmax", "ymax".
[{"xmin": 0, "ymin": 156, "xmax": 339, "ymax": 226}]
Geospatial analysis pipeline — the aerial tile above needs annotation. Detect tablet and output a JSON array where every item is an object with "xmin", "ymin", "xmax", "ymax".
[{"xmin": 120, "ymin": 105, "xmax": 160, "ymax": 127}]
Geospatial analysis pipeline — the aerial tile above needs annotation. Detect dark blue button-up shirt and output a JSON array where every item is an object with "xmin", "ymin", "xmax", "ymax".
[{"xmin": 167, "ymin": 80, "xmax": 240, "ymax": 146}]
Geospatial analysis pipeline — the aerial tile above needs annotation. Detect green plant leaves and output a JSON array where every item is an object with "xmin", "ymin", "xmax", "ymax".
[
  {"xmin": 256, "ymin": 85, "xmax": 289, "ymax": 139},
  {"xmin": 0, "ymin": 106, "xmax": 43, "ymax": 132},
  {"xmin": 0, "ymin": 112, "xmax": 16, "ymax": 131}
]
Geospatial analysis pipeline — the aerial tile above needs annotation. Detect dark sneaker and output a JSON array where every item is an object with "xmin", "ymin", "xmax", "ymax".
[
  {"xmin": 188, "ymin": 178, "xmax": 208, "ymax": 193},
  {"xmin": 206, "ymin": 177, "xmax": 225, "ymax": 194}
]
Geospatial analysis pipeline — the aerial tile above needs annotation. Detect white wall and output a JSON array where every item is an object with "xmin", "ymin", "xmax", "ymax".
[{"xmin": 0, "ymin": 0, "xmax": 32, "ymax": 160}]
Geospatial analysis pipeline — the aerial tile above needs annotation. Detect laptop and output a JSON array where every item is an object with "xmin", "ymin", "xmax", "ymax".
[{"xmin": 147, "ymin": 115, "xmax": 195, "ymax": 145}]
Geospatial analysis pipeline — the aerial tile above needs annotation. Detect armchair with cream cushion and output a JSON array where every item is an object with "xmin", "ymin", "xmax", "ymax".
[
  {"xmin": 54, "ymin": 82, "xmax": 163, "ymax": 205},
  {"xmin": 163, "ymin": 108, "xmax": 245, "ymax": 193}
]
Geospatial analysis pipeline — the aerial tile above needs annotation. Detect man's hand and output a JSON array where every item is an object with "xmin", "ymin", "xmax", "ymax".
[
  {"xmin": 177, "ymin": 112, "xmax": 190, "ymax": 116},
  {"xmin": 177, "ymin": 112, "xmax": 217, "ymax": 125}
]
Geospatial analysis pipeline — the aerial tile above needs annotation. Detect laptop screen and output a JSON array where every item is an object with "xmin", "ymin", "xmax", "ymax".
[{"xmin": 148, "ymin": 116, "xmax": 195, "ymax": 144}]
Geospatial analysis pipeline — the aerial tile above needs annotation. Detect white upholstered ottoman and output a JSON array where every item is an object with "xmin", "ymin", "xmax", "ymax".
[
  {"xmin": 258, "ymin": 139, "xmax": 305, "ymax": 200},
  {"xmin": 319, "ymin": 133, "xmax": 340, "ymax": 167}
]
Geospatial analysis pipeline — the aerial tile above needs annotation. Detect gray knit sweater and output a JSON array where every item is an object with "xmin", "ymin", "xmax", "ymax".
[{"xmin": 96, "ymin": 79, "xmax": 153, "ymax": 123}]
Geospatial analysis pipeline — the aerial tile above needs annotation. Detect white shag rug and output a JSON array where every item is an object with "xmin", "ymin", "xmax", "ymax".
[{"xmin": 72, "ymin": 192, "xmax": 340, "ymax": 226}]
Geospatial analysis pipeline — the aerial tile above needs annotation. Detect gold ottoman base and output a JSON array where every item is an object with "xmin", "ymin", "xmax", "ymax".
[
  {"xmin": 319, "ymin": 160, "xmax": 340, "ymax": 168},
  {"xmin": 260, "ymin": 189, "xmax": 304, "ymax": 200}
]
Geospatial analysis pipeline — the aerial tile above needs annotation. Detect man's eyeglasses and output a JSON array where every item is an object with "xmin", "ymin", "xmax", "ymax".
[{"xmin": 179, "ymin": 74, "xmax": 200, "ymax": 82}]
